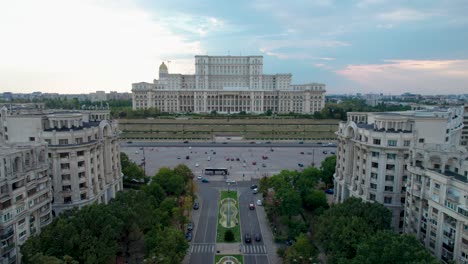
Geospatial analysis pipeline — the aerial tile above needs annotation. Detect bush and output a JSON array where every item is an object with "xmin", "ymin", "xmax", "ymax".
[{"xmin": 224, "ymin": 230, "xmax": 234, "ymax": 242}]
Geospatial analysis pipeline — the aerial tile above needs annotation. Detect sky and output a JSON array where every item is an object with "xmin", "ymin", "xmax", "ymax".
[{"xmin": 0, "ymin": 0, "xmax": 467, "ymax": 95}]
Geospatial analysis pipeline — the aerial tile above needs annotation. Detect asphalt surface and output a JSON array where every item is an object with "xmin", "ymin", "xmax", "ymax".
[
  {"xmin": 189, "ymin": 183, "xmax": 219, "ymax": 264},
  {"xmin": 122, "ymin": 145, "xmax": 336, "ymax": 181},
  {"xmin": 121, "ymin": 141, "xmax": 336, "ymax": 148},
  {"xmin": 239, "ymin": 186, "xmax": 269, "ymax": 264}
]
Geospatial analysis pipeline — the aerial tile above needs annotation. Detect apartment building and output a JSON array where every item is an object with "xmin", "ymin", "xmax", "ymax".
[
  {"xmin": 132, "ymin": 56, "xmax": 326, "ymax": 114},
  {"xmin": 334, "ymin": 107, "xmax": 464, "ymax": 232},
  {"xmin": 0, "ymin": 142, "xmax": 51, "ymax": 264},
  {"xmin": 462, "ymin": 104, "xmax": 468, "ymax": 147},
  {"xmin": 334, "ymin": 106, "xmax": 466, "ymax": 262},
  {"xmin": 0, "ymin": 107, "xmax": 123, "ymax": 215},
  {"xmin": 405, "ymin": 145, "xmax": 468, "ymax": 263}
]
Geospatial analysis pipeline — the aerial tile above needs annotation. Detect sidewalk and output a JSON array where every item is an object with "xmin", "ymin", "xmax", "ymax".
[{"xmin": 256, "ymin": 205, "xmax": 281, "ymax": 264}]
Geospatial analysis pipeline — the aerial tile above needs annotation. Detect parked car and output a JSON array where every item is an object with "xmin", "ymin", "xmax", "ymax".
[
  {"xmin": 262, "ymin": 163, "xmax": 266, "ymax": 168},
  {"xmin": 186, "ymin": 156, "xmax": 190, "ymax": 159},
  {"xmin": 135, "ymin": 151, "xmax": 139, "ymax": 154},
  {"xmin": 244, "ymin": 233, "xmax": 252, "ymax": 243},
  {"xmin": 300, "ymin": 152, "xmax": 304, "ymax": 154},
  {"xmin": 207, "ymin": 156, "xmax": 211, "ymax": 161},
  {"xmin": 197, "ymin": 175, "xmax": 202, "ymax": 180},
  {"xmin": 213, "ymin": 152, "xmax": 216, "ymax": 154},
  {"xmin": 298, "ymin": 141, "xmax": 304, "ymax": 144},
  {"xmin": 323, "ymin": 151, "xmax": 328, "ymax": 154},
  {"xmin": 236, "ymin": 158, "xmax": 240, "ymax": 161},
  {"xmin": 256, "ymin": 199, "xmax": 263, "ymax": 206},
  {"xmin": 193, "ymin": 202, "xmax": 199, "ymax": 210},
  {"xmin": 186, "ymin": 231, "xmax": 192, "ymax": 241},
  {"xmin": 255, "ymin": 233, "xmax": 262, "ymax": 242},
  {"xmin": 262, "ymin": 156, "xmax": 268, "ymax": 160},
  {"xmin": 250, "ymin": 185, "xmax": 258, "ymax": 189},
  {"xmin": 183, "ymin": 140, "xmax": 189, "ymax": 143},
  {"xmin": 226, "ymin": 179, "xmax": 236, "ymax": 184},
  {"xmin": 325, "ymin": 188, "xmax": 334, "ymax": 194},
  {"xmin": 127, "ymin": 141, "xmax": 133, "ymax": 144},
  {"xmin": 187, "ymin": 222, "xmax": 193, "ymax": 231},
  {"xmin": 177, "ymin": 156, "xmax": 181, "ymax": 159},
  {"xmin": 249, "ymin": 203, "xmax": 255, "ymax": 210},
  {"xmin": 252, "ymin": 161, "xmax": 257, "ymax": 165},
  {"xmin": 201, "ymin": 178, "xmax": 209, "ymax": 183},
  {"xmin": 298, "ymin": 163, "xmax": 304, "ymax": 167},
  {"xmin": 252, "ymin": 188, "xmax": 258, "ymax": 194},
  {"xmin": 195, "ymin": 163, "xmax": 199, "ymax": 167}
]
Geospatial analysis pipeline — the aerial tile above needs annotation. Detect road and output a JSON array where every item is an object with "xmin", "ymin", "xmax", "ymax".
[
  {"xmin": 239, "ymin": 186, "xmax": 269, "ymax": 264},
  {"xmin": 121, "ymin": 141, "xmax": 336, "ymax": 148},
  {"xmin": 189, "ymin": 183, "xmax": 219, "ymax": 264}
]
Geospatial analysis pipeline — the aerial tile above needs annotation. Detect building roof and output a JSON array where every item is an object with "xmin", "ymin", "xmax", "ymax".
[{"xmin": 159, "ymin": 62, "xmax": 168, "ymax": 72}]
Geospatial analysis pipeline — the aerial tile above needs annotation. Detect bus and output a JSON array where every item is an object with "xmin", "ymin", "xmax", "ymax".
[{"xmin": 204, "ymin": 168, "xmax": 229, "ymax": 175}]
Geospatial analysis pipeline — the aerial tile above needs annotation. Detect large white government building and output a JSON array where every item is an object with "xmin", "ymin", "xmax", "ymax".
[
  {"xmin": 132, "ymin": 55, "xmax": 326, "ymax": 114},
  {"xmin": 334, "ymin": 106, "xmax": 468, "ymax": 263}
]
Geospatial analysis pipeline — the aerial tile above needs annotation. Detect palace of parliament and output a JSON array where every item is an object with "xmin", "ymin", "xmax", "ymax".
[{"xmin": 132, "ymin": 55, "xmax": 326, "ymax": 114}]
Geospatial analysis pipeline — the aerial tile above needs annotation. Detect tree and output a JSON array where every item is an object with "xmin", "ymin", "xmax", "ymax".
[
  {"xmin": 302, "ymin": 189, "xmax": 328, "ymax": 211},
  {"xmin": 320, "ymin": 156, "xmax": 336, "ymax": 187},
  {"xmin": 283, "ymin": 233, "xmax": 318, "ymax": 264},
  {"xmin": 315, "ymin": 198, "xmax": 392, "ymax": 263},
  {"xmin": 153, "ymin": 167, "xmax": 186, "ymax": 196},
  {"xmin": 121, "ymin": 152, "xmax": 146, "ymax": 182},
  {"xmin": 224, "ymin": 230, "xmax": 234, "ymax": 242},
  {"xmin": 145, "ymin": 226, "xmax": 188, "ymax": 264},
  {"xmin": 276, "ymin": 188, "xmax": 302, "ymax": 218},
  {"xmin": 349, "ymin": 231, "xmax": 438, "ymax": 264}
]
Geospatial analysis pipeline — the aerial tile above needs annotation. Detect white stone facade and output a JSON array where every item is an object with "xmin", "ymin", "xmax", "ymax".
[
  {"xmin": 132, "ymin": 56, "xmax": 326, "ymax": 114},
  {"xmin": 334, "ymin": 107, "xmax": 464, "ymax": 231},
  {"xmin": 462, "ymin": 104, "xmax": 468, "ymax": 147},
  {"xmin": 0, "ymin": 142, "xmax": 51, "ymax": 264},
  {"xmin": 0, "ymin": 107, "xmax": 123, "ymax": 215},
  {"xmin": 334, "ymin": 106, "xmax": 467, "ymax": 263}
]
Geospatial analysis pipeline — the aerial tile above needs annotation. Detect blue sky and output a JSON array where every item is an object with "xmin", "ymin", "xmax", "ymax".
[{"xmin": 1, "ymin": 0, "xmax": 467, "ymax": 94}]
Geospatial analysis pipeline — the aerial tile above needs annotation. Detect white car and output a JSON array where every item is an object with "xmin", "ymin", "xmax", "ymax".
[
  {"xmin": 135, "ymin": 151, "xmax": 139, "ymax": 154},
  {"xmin": 256, "ymin": 199, "xmax": 263, "ymax": 206},
  {"xmin": 195, "ymin": 163, "xmax": 199, "ymax": 167},
  {"xmin": 189, "ymin": 146, "xmax": 192, "ymax": 150},
  {"xmin": 197, "ymin": 175, "xmax": 202, "ymax": 180},
  {"xmin": 207, "ymin": 156, "xmax": 211, "ymax": 161},
  {"xmin": 226, "ymin": 179, "xmax": 236, "ymax": 184}
]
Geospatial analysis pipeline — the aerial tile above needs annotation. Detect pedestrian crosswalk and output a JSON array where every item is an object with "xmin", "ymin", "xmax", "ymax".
[
  {"xmin": 242, "ymin": 244, "xmax": 267, "ymax": 254},
  {"xmin": 190, "ymin": 244, "xmax": 216, "ymax": 254},
  {"xmin": 189, "ymin": 243, "xmax": 267, "ymax": 255}
]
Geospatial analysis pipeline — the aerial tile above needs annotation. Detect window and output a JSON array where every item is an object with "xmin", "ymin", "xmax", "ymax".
[
  {"xmin": 371, "ymin": 173, "xmax": 378, "ymax": 179},
  {"xmin": 384, "ymin": 197, "xmax": 392, "ymax": 204},
  {"xmin": 434, "ymin": 183, "xmax": 440, "ymax": 189},
  {"xmin": 388, "ymin": 140, "xmax": 397, "ymax": 146},
  {"xmin": 29, "ymin": 137, "xmax": 35, "ymax": 141},
  {"xmin": 58, "ymin": 139, "xmax": 68, "ymax": 145},
  {"xmin": 75, "ymin": 138, "xmax": 83, "ymax": 144},
  {"xmin": 15, "ymin": 195, "xmax": 23, "ymax": 202},
  {"xmin": 59, "ymin": 153, "xmax": 69, "ymax": 159},
  {"xmin": 369, "ymin": 193, "xmax": 376, "ymax": 201},
  {"xmin": 386, "ymin": 164, "xmax": 395, "ymax": 170},
  {"xmin": 419, "ymin": 138, "xmax": 425, "ymax": 143},
  {"xmin": 373, "ymin": 139, "xmax": 381, "ymax": 145},
  {"xmin": 372, "ymin": 152, "xmax": 380, "ymax": 157},
  {"xmin": 385, "ymin": 186, "xmax": 394, "ymax": 192},
  {"xmin": 77, "ymin": 151, "xmax": 84, "ymax": 156},
  {"xmin": 372, "ymin": 162, "xmax": 379, "ymax": 168},
  {"xmin": 404, "ymin": 140, "xmax": 411, "ymax": 146},
  {"xmin": 387, "ymin": 153, "xmax": 396, "ymax": 159},
  {"xmin": 370, "ymin": 183, "xmax": 377, "ymax": 189},
  {"xmin": 385, "ymin": 175, "xmax": 394, "ymax": 181},
  {"xmin": 62, "ymin": 174, "xmax": 70, "ymax": 181},
  {"xmin": 60, "ymin": 163, "xmax": 70, "ymax": 170}
]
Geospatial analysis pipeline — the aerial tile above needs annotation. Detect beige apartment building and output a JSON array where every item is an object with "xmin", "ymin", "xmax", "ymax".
[
  {"xmin": 0, "ymin": 107, "xmax": 123, "ymax": 215},
  {"xmin": 0, "ymin": 142, "xmax": 51, "ymax": 264},
  {"xmin": 132, "ymin": 55, "xmax": 326, "ymax": 114},
  {"xmin": 334, "ymin": 106, "xmax": 467, "ymax": 263}
]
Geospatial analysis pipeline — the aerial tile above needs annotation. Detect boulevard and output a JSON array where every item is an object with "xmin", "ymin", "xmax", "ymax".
[{"xmin": 120, "ymin": 143, "xmax": 337, "ymax": 264}]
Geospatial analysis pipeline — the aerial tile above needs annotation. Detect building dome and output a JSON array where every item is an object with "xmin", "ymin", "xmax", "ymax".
[{"xmin": 159, "ymin": 62, "xmax": 168, "ymax": 73}]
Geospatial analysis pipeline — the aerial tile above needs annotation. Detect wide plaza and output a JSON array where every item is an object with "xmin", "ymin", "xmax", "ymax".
[{"xmin": 122, "ymin": 144, "xmax": 336, "ymax": 181}]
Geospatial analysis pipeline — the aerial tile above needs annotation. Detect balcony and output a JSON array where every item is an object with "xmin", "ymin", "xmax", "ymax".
[
  {"xmin": 0, "ymin": 229, "xmax": 14, "ymax": 241},
  {"xmin": 443, "ymin": 242, "xmax": 455, "ymax": 252}
]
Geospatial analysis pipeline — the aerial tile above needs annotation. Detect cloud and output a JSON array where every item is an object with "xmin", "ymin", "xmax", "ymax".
[
  {"xmin": 336, "ymin": 60, "xmax": 468, "ymax": 94},
  {"xmin": 376, "ymin": 8, "xmax": 432, "ymax": 22},
  {"xmin": 0, "ymin": 0, "xmax": 204, "ymax": 93}
]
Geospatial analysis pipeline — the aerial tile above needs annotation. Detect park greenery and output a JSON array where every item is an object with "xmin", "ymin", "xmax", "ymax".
[
  {"xmin": 120, "ymin": 152, "xmax": 148, "ymax": 185},
  {"xmin": 217, "ymin": 191, "xmax": 241, "ymax": 243},
  {"xmin": 259, "ymin": 156, "xmax": 436, "ymax": 263},
  {"xmin": 21, "ymin": 165, "xmax": 196, "ymax": 264}
]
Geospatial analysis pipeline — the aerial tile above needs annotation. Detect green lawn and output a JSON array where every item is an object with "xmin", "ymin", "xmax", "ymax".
[
  {"xmin": 217, "ymin": 190, "xmax": 241, "ymax": 243},
  {"xmin": 214, "ymin": 254, "xmax": 243, "ymax": 264}
]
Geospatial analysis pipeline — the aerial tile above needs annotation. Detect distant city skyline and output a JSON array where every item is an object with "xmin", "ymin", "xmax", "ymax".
[{"xmin": 1, "ymin": 0, "xmax": 467, "ymax": 95}]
